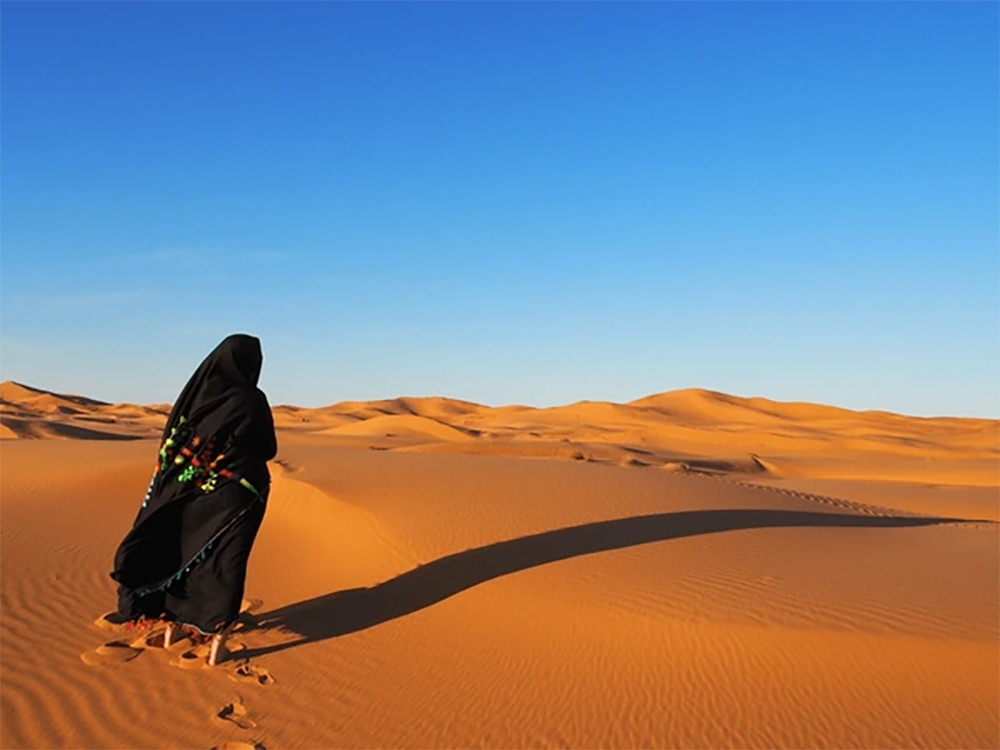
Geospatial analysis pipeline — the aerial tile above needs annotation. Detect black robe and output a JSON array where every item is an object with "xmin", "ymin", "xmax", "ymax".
[{"xmin": 111, "ymin": 334, "xmax": 277, "ymax": 633}]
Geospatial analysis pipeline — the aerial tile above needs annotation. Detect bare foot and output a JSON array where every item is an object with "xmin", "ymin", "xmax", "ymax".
[
  {"xmin": 163, "ymin": 622, "xmax": 179, "ymax": 649},
  {"xmin": 208, "ymin": 624, "xmax": 234, "ymax": 667}
]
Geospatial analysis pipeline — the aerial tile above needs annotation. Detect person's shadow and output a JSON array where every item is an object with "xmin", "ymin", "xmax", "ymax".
[{"xmin": 245, "ymin": 508, "xmax": 958, "ymax": 658}]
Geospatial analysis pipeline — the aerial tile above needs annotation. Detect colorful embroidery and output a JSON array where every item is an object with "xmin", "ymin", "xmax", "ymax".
[
  {"xmin": 158, "ymin": 417, "xmax": 232, "ymax": 492},
  {"xmin": 159, "ymin": 417, "xmax": 193, "ymax": 472}
]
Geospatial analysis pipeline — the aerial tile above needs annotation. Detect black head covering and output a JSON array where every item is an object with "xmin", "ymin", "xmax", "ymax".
[
  {"xmin": 155, "ymin": 334, "xmax": 276, "ymax": 475},
  {"xmin": 162, "ymin": 333, "xmax": 264, "ymax": 434},
  {"xmin": 111, "ymin": 334, "xmax": 277, "ymax": 631}
]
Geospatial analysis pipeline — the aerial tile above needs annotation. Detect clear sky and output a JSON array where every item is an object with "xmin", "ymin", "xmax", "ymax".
[{"xmin": 1, "ymin": 2, "xmax": 997, "ymax": 416}]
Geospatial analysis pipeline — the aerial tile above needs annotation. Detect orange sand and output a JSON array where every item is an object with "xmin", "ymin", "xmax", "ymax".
[{"xmin": 1, "ymin": 381, "xmax": 997, "ymax": 748}]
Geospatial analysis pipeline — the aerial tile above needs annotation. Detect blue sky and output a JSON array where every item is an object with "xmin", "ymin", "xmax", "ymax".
[{"xmin": 2, "ymin": 2, "xmax": 997, "ymax": 416}]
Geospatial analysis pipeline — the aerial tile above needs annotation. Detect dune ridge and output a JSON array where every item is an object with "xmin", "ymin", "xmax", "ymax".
[{"xmin": 3, "ymin": 380, "xmax": 997, "ymax": 487}]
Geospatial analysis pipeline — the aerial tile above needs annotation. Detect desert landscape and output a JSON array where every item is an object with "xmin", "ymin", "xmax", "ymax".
[
  {"xmin": 4, "ymin": 0, "xmax": 996, "ymax": 747},
  {"xmin": 1, "ymin": 379, "xmax": 997, "ymax": 749}
]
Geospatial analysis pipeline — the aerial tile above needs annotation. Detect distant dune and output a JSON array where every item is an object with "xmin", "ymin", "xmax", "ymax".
[
  {"xmin": 1, "ymin": 381, "xmax": 170, "ymax": 441},
  {"xmin": 1, "ymin": 380, "xmax": 997, "ymax": 747},
  {"xmin": 3, "ymin": 380, "xmax": 996, "ymax": 486}
]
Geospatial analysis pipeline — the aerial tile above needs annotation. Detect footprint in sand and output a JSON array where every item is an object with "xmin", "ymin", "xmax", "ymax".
[
  {"xmin": 80, "ymin": 639, "xmax": 143, "ymax": 666},
  {"xmin": 83, "ymin": 622, "xmax": 175, "ymax": 665},
  {"xmin": 229, "ymin": 663, "xmax": 275, "ymax": 686},
  {"xmin": 166, "ymin": 637, "xmax": 247, "ymax": 669},
  {"xmin": 215, "ymin": 697, "xmax": 257, "ymax": 730},
  {"xmin": 171, "ymin": 643, "xmax": 213, "ymax": 670},
  {"xmin": 92, "ymin": 611, "xmax": 131, "ymax": 633},
  {"xmin": 130, "ymin": 630, "xmax": 167, "ymax": 649}
]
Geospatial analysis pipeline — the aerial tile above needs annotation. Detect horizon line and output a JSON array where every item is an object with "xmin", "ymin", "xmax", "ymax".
[{"xmin": 2, "ymin": 379, "xmax": 996, "ymax": 423}]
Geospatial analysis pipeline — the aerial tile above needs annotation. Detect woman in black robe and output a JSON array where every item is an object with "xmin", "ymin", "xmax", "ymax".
[{"xmin": 111, "ymin": 334, "xmax": 277, "ymax": 665}]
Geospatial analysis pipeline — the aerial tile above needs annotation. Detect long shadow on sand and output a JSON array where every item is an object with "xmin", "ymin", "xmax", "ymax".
[{"xmin": 245, "ymin": 508, "xmax": 954, "ymax": 657}]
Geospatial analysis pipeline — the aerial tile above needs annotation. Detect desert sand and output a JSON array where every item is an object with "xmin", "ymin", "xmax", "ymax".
[{"xmin": 1, "ymin": 380, "xmax": 997, "ymax": 749}]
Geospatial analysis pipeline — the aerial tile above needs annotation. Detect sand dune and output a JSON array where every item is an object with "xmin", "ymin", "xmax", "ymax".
[
  {"xmin": 1, "ymin": 381, "xmax": 997, "ymax": 748},
  {"xmin": 0, "ymin": 380, "xmax": 111, "ymax": 411},
  {"xmin": 320, "ymin": 414, "xmax": 474, "ymax": 443},
  {"xmin": 1, "ymin": 382, "xmax": 169, "ymax": 441},
  {"xmin": 4, "ymin": 380, "xmax": 996, "ymax": 485}
]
